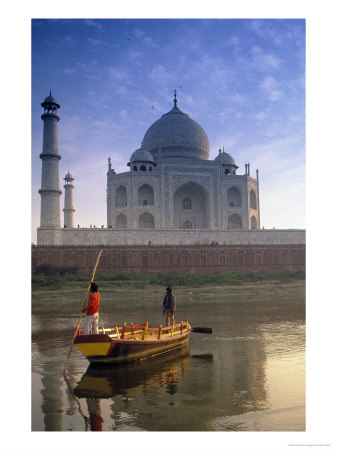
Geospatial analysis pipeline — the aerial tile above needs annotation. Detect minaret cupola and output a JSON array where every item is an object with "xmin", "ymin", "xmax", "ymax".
[{"xmin": 41, "ymin": 90, "xmax": 60, "ymax": 116}]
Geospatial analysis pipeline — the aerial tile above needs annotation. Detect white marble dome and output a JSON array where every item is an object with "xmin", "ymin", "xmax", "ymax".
[
  {"xmin": 130, "ymin": 148, "xmax": 154, "ymax": 163},
  {"xmin": 142, "ymin": 103, "xmax": 210, "ymax": 161},
  {"xmin": 214, "ymin": 150, "xmax": 237, "ymax": 166}
]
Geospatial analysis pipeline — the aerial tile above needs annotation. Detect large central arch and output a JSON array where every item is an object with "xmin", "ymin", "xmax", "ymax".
[{"xmin": 173, "ymin": 181, "xmax": 209, "ymax": 229}]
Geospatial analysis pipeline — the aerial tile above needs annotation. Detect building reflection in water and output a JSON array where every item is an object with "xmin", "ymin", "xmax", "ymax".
[
  {"xmin": 32, "ymin": 327, "xmax": 66, "ymax": 431},
  {"xmin": 40, "ymin": 368, "xmax": 64, "ymax": 431}
]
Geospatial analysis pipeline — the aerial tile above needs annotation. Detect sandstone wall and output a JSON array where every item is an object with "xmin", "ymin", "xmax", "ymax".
[{"xmin": 32, "ymin": 244, "xmax": 305, "ymax": 275}]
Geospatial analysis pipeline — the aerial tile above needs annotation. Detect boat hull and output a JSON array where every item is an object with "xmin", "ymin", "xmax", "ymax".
[{"xmin": 75, "ymin": 329, "xmax": 190, "ymax": 365}]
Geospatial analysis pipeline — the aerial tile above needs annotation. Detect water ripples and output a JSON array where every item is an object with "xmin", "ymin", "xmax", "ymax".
[{"xmin": 32, "ymin": 291, "xmax": 305, "ymax": 431}]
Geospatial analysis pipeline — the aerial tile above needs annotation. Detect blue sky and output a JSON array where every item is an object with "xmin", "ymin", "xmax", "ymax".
[{"xmin": 31, "ymin": 18, "xmax": 305, "ymax": 242}]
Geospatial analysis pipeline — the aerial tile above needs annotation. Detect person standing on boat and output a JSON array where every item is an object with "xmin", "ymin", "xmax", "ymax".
[
  {"xmin": 163, "ymin": 287, "xmax": 176, "ymax": 327},
  {"xmin": 82, "ymin": 282, "xmax": 100, "ymax": 334}
]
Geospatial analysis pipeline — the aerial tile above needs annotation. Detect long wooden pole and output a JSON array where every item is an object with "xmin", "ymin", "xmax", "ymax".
[{"xmin": 63, "ymin": 250, "xmax": 103, "ymax": 374}]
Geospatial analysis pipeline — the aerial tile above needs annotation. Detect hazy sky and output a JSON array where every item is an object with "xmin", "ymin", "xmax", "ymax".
[{"xmin": 31, "ymin": 18, "xmax": 305, "ymax": 242}]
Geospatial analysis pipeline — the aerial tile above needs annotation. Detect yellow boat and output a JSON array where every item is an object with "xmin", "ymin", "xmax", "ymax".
[{"xmin": 74, "ymin": 320, "xmax": 191, "ymax": 365}]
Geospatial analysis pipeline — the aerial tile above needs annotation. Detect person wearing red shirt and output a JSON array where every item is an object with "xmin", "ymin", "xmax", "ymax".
[{"xmin": 82, "ymin": 282, "xmax": 101, "ymax": 335}]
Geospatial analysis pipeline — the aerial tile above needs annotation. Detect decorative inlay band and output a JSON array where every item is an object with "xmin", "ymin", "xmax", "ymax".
[{"xmin": 172, "ymin": 175, "xmax": 210, "ymax": 188}]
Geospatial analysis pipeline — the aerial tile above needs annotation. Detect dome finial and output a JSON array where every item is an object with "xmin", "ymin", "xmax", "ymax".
[{"xmin": 174, "ymin": 89, "xmax": 177, "ymax": 107}]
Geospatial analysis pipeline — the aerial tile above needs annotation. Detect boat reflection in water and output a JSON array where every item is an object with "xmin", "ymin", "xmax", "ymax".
[
  {"xmin": 73, "ymin": 346, "xmax": 211, "ymax": 430},
  {"xmin": 74, "ymin": 346, "xmax": 192, "ymax": 400}
]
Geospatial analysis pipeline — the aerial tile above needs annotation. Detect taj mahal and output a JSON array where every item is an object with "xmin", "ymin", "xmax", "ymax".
[{"xmin": 37, "ymin": 91, "xmax": 304, "ymax": 246}]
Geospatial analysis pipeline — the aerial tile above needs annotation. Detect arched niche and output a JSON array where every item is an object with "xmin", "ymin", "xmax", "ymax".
[
  {"xmin": 227, "ymin": 186, "xmax": 242, "ymax": 207},
  {"xmin": 116, "ymin": 214, "xmax": 127, "ymax": 229},
  {"xmin": 115, "ymin": 185, "xmax": 127, "ymax": 207},
  {"xmin": 138, "ymin": 184, "xmax": 154, "ymax": 206},
  {"xmin": 138, "ymin": 212, "xmax": 155, "ymax": 229},
  {"xmin": 228, "ymin": 213, "xmax": 242, "ymax": 229},
  {"xmin": 250, "ymin": 189, "xmax": 257, "ymax": 210},
  {"xmin": 251, "ymin": 215, "xmax": 257, "ymax": 229}
]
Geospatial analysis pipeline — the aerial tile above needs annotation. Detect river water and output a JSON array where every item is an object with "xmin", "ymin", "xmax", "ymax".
[{"xmin": 32, "ymin": 284, "xmax": 305, "ymax": 432}]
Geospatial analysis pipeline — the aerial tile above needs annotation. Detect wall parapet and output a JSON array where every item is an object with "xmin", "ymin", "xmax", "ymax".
[{"xmin": 37, "ymin": 227, "xmax": 305, "ymax": 246}]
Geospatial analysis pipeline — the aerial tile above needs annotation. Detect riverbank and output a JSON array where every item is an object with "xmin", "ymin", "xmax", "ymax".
[
  {"xmin": 32, "ymin": 279, "xmax": 305, "ymax": 302},
  {"xmin": 32, "ymin": 269, "xmax": 305, "ymax": 292},
  {"xmin": 32, "ymin": 279, "xmax": 305, "ymax": 318}
]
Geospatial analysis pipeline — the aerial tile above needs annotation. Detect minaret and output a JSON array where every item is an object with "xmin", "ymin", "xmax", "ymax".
[
  {"xmin": 63, "ymin": 171, "xmax": 75, "ymax": 228},
  {"xmin": 39, "ymin": 91, "xmax": 62, "ymax": 227}
]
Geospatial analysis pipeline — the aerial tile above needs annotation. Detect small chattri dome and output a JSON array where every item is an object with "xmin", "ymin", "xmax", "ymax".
[
  {"xmin": 64, "ymin": 171, "xmax": 74, "ymax": 181},
  {"xmin": 130, "ymin": 148, "xmax": 154, "ymax": 163},
  {"xmin": 215, "ymin": 150, "xmax": 237, "ymax": 166}
]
